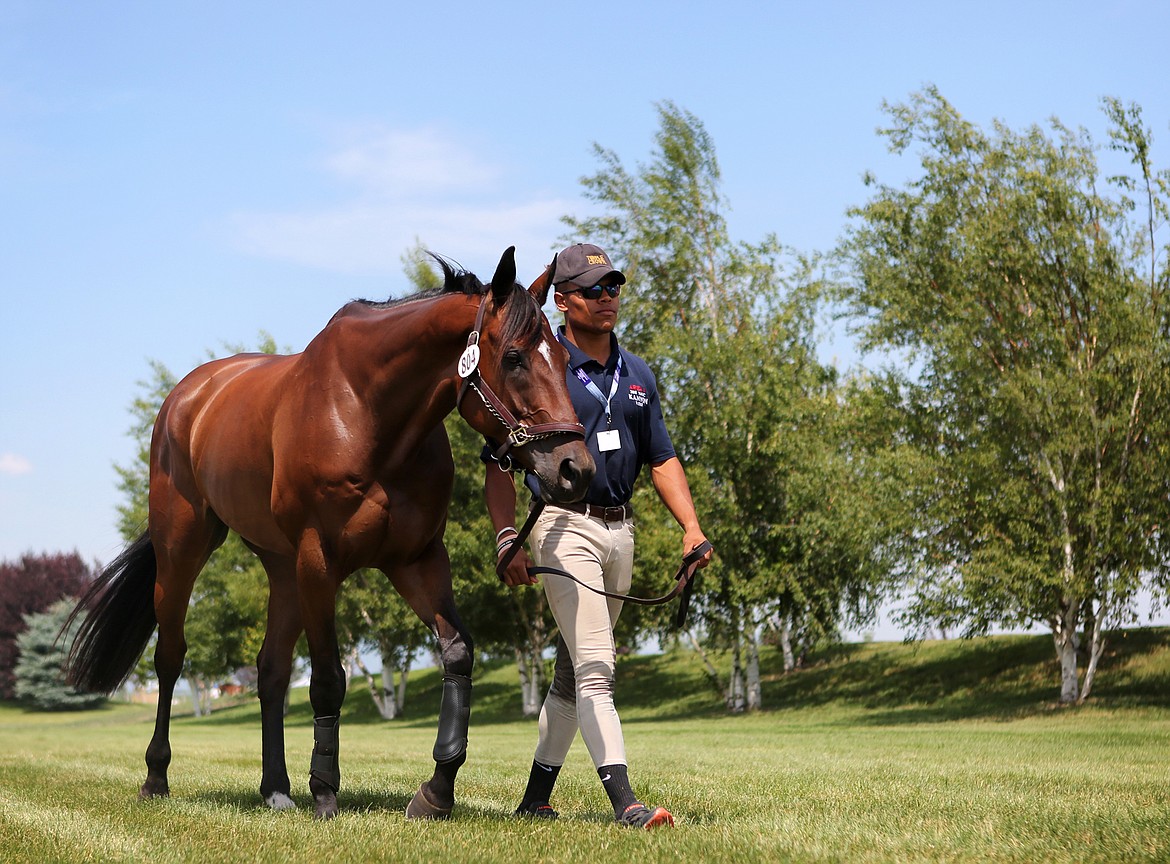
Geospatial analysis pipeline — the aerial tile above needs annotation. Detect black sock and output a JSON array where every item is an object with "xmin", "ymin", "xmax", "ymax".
[
  {"xmin": 598, "ymin": 763, "xmax": 638, "ymax": 817},
  {"xmin": 519, "ymin": 760, "xmax": 561, "ymax": 807}
]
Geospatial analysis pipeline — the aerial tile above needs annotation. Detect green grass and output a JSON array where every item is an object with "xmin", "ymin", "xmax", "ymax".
[{"xmin": 2, "ymin": 631, "xmax": 1168, "ymax": 863}]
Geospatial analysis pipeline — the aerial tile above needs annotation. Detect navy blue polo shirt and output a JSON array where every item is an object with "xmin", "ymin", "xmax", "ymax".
[{"xmin": 522, "ymin": 328, "xmax": 675, "ymax": 507}]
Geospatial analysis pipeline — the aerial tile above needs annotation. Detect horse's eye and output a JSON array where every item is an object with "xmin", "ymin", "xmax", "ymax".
[{"xmin": 503, "ymin": 350, "xmax": 525, "ymax": 371}]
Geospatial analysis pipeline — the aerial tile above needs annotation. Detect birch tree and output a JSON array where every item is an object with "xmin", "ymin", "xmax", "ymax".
[
  {"xmin": 567, "ymin": 102, "xmax": 894, "ymax": 709},
  {"xmin": 844, "ymin": 88, "xmax": 1170, "ymax": 703},
  {"xmin": 336, "ymin": 570, "xmax": 428, "ymax": 719}
]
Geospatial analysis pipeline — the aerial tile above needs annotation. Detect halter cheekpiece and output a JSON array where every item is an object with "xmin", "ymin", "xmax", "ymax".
[{"xmin": 456, "ymin": 290, "xmax": 585, "ymax": 461}]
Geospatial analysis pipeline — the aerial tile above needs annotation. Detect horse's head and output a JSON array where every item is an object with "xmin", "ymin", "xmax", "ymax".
[{"xmin": 457, "ymin": 247, "xmax": 595, "ymax": 503}]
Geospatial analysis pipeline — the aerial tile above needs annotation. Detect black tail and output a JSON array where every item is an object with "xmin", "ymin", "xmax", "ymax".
[{"xmin": 64, "ymin": 531, "xmax": 159, "ymax": 694}]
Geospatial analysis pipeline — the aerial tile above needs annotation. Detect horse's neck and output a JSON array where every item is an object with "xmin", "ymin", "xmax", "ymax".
[{"xmin": 325, "ymin": 292, "xmax": 479, "ymax": 446}]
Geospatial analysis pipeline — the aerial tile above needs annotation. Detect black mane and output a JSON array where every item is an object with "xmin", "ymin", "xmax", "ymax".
[
  {"xmin": 355, "ymin": 254, "xmax": 482, "ymax": 309},
  {"xmin": 352, "ymin": 253, "xmax": 544, "ymax": 353}
]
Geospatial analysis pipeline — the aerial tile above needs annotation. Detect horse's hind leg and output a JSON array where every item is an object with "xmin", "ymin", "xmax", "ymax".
[
  {"xmin": 393, "ymin": 545, "xmax": 474, "ymax": 820},
  {"xmin": 294, "ymin": 538, "xmax": 347, "ymax": 820},
  {"xmin": 142, "ymin": 507, "xmax": 227, "ymax": 799},
  {"xmin": 254, "ymin": 552, "xmax": 302, "ymax": 810}
]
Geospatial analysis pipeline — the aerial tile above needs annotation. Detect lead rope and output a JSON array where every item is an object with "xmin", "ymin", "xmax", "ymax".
[{"xmin": 496, "ymin": 500, "xmax": 711, "ymax": 629}]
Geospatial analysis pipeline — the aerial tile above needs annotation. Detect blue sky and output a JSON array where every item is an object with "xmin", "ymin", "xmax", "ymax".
[{"xmin": 3, "ymin": 1, "xmax": 1169, "ymax": 632}]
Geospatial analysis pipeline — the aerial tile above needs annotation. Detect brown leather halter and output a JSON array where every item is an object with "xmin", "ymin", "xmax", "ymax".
[{"xmin": 456, "ymin": 290, "xmax": 585, "ymax": 460}]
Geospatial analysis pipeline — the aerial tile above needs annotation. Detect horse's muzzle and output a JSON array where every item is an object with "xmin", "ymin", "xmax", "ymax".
[{"xmin": 530, "ymin": 439, "xmax": 594, "ymax": 504}]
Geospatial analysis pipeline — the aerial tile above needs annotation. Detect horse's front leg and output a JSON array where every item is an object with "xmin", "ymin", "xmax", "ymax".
[
  {"xmin": 295, "ymin": 540, "xmax": 347, "ymax": 820},
  {"xmin": 396, "ymin": 549, "xmax": 474, "ymax": 820}
]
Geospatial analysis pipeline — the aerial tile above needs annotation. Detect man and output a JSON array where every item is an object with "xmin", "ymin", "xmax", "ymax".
[{"xmin": 484, "ymin": 243, "xmax": 713, "ymax": 829}]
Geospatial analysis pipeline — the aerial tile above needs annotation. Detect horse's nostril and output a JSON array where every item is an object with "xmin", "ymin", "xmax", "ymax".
[
  {"xmin": 558, "ymin": 456, "xmax": 595, "ymax": 495},
  {"xmin": 559, "ymin": 456, "xmax": 592, "ymax": 488}
]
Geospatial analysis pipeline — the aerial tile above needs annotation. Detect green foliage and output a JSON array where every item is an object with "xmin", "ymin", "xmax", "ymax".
[
  {"xmin": 442, "ymin": 414, "xmax": 555, "ymax": 686},
  {"xmin": 113, "ymin": 359, "xmax": 175, "ymax": 538},
  {"xmin": 182, "ymin": 537, "xmax": 268, "ymax": 684},
  {"xmin": 13, "ymin": 599, "xmax": 105, "ymax": 710},
  {"xmin": 400, "ymin": 237, "xmax": 445, "ymax": 292},
  {"xmin": 0, "ymin": 552, "xmax": 94, "ymax": 698},
  {"xmin": 564, "ymin": 101, "xmax": 897, "ymax": 669},
  {"xmin": 843, "ymin": 87, "xmax": 1170, "ymax": 701}
]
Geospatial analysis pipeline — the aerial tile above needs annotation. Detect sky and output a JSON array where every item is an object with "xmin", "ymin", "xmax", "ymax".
[{"xmin": 3, "ymin": 1, "xmax": 1169, "ymax": 637}]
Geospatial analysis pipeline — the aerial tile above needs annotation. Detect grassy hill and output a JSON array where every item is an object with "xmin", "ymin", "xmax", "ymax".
[
  {"xmin": 2, "ymin": 630, "xmax": 1167, "ymax": 863},
  {"xmin": 313, "ymin": 626, "xmax": 1170, "ymax": 728}
]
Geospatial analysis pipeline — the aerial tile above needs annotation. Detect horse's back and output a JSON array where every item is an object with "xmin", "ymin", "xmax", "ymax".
[
  {"xmin": 152, "ymin": 352, "xmax": 301, "ymax": 554},
  {"xmin": 158, "ymin": 352, "xmax": 294, "ymax": 453}
]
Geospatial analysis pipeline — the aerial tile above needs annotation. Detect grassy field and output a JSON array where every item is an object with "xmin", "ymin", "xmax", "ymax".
[{"xmin": 2, "ymin": 630, "xmax": 1168, "ymax": 863}]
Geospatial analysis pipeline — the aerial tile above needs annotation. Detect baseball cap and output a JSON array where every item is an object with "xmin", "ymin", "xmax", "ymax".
[{"xmin": 553, "ymin": 243, "xmax": 626, "ymax": 288}]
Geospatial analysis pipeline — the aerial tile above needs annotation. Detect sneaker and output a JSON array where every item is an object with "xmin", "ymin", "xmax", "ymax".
[
  {"xmin": 515, "ymin": 801, "xmax": 558, "ymax": 820},
  {"xmin": 617, "ymin": 803, "xmax": 674, "ymax": 829}
]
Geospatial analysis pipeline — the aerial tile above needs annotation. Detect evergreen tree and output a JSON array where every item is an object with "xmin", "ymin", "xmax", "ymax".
[
  {"xmin": 14, "ymin": 600, "xmax": 105, "ymax": 710},
  {"xmin": 0, "ymin": 552, "xmax": 94, "ymax": 699}
]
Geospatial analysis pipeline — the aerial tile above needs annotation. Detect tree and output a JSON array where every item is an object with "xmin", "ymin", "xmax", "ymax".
[
  {"xmin": 565, "ymin": 102, "xmax": 891, "ymax": 709},
  {"xmin": 336, "ymin": 570, "xmax": 430, "ymax": 719},
  {"xmin": 0, "ymin": 552, "xmax": 94, "ymax": 699},
  {"xmin": 442, "ymin": 413, "xmax": 556, "ymax": 716},
  {"xmin": 843, "ymin": 88, "xmax": 1170, "ymax": 703},
  {"xmin": 14, "ymin": 599, "xmax": 105, "ymax": 710}
]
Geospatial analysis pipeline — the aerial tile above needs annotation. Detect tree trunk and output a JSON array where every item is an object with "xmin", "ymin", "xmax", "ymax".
[
  {"xmin": 777, "ymin": 616, "xmax": 796, "ymax": 673},
  {"xmin": 726, "ymin": 623, "xmax": 746, "ymax": 713},
  {"xmin": 1052, "ymin": 600, "xmax": 1081, "ymax": 704},
  {"xmin": 683, "ymin": 628, "xmax": 726, "ymax": 697},
  {"xmin": 379, "ymin": 668, "xmax": 399, "ymax": 720},
  {"xmin": 745, "ymin": 624, "xmax": 762, "ymax": 711},
  {"xmin": 514, "ymin": 644, "xmax": 545, "ymax": 716},
  {"xmin": 187, "ymin": 676, "xmax": 212, "ymax": 717},
  {"xmin": 395, "ymin": 653, "xmax": 411, "ymax": 716},
  {"xmin": 351, "ymin": 651, "xmax": 394, "ymax": 720},
  {"xmin": 1078, "ymin": 598, "xmax": 1108, "ymax": 705}
]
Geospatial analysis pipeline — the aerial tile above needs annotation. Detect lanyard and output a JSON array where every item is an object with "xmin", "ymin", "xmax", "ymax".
[{"xmin": 574, "ymin": 353, "xmax": 623, "ymax": 428}]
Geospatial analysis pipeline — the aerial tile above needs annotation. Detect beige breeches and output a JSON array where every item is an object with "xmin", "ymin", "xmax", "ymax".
[{"xmin": 529, "ymin": 506, "xmax": 634, "ymax": 769}]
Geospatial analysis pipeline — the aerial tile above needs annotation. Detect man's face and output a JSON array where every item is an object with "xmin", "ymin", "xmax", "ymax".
[{"xmin": 554, "ymin": 275, "xmax": 622, "ymax": 335}]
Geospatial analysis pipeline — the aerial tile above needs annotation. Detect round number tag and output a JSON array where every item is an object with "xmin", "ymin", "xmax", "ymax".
[{"xmin": 458, "ymin": 343, "xmax": 480, "ymax": 379}]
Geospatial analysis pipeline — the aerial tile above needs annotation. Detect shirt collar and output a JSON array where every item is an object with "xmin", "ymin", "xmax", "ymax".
[{"xmin": 556, "ymin": 326, "xmax": 621, "ymax": 372}]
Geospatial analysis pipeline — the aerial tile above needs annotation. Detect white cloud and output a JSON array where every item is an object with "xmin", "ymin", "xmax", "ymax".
[
  {"xmin": 229, "ymin": 124, "xmax": 580, "ymax": 279},
  {"xmin": 0, "ymin": 453, "xmax": 33, "ymax": 476},
  {"xmin": 232, "ymin": 198, "xmax": 572, "ymax": 278},
  {"xmin": 324, "ymin": 126, "xmax": 502, "ymax": 197}
]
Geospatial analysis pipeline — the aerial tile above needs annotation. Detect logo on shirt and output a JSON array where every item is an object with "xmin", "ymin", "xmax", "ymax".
[{"xmin": 627, "ymin": 384, "xmax": 649, "ymax": 407}]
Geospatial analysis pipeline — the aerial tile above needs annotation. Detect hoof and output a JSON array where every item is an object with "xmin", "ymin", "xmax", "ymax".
[
  {"xmin": 265, "ymin": 792, "xmax": 297, "ymax": 811},
  {"xmin": 313, "ymin": 791, "xmax": 339, "ymax": 820},
  {"xmin": 405, "ymin": 784, "xmax": 452, "ymax": 821},
  {"xmin": 139, "ymin": 778, "xmax": 170, "ymax": 799}
]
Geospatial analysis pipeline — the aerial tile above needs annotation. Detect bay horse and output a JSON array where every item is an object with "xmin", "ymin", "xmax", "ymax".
[{"xmin": 64, "ymin": 247, "xmax": 594, "ymax": 820}]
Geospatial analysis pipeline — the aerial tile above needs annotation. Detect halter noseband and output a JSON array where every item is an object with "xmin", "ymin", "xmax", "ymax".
[{"xmin": 456, "ymin": 290, "xmax": 585, "ymax": 461}]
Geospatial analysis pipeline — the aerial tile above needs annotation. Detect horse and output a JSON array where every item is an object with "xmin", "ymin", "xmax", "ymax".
[{"xmin": 64, "ymin": 247, "xmax": 595, "ymax": 820}]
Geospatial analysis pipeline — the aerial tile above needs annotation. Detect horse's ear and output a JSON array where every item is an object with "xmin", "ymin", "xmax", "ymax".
[
  {"xmin": 529, "ymin": 253, "xmax": 557, "ymax": 307},
  {"xmin": 491, "ymin": 246, "xmax": 517, "ymax": 304}
]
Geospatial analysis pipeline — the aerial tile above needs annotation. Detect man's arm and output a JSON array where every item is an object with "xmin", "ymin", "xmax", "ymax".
[
  {"xmin": 484, "ymin": 464, "xmax": 539, "ymax": 586},
  {"xmin": 650, "ymin": 456, "xmax": 713, "ymax": 568}
]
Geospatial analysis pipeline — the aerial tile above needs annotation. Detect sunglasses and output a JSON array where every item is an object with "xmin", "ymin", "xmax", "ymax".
[{"xmin": 563, "ymin": 283, "xmax": 622, "ymax": 300}]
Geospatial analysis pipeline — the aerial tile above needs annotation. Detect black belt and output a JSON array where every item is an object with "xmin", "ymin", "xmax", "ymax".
[{"xmin": 545, "ymin": 501, "xmax": 633, "ymax": 522}]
